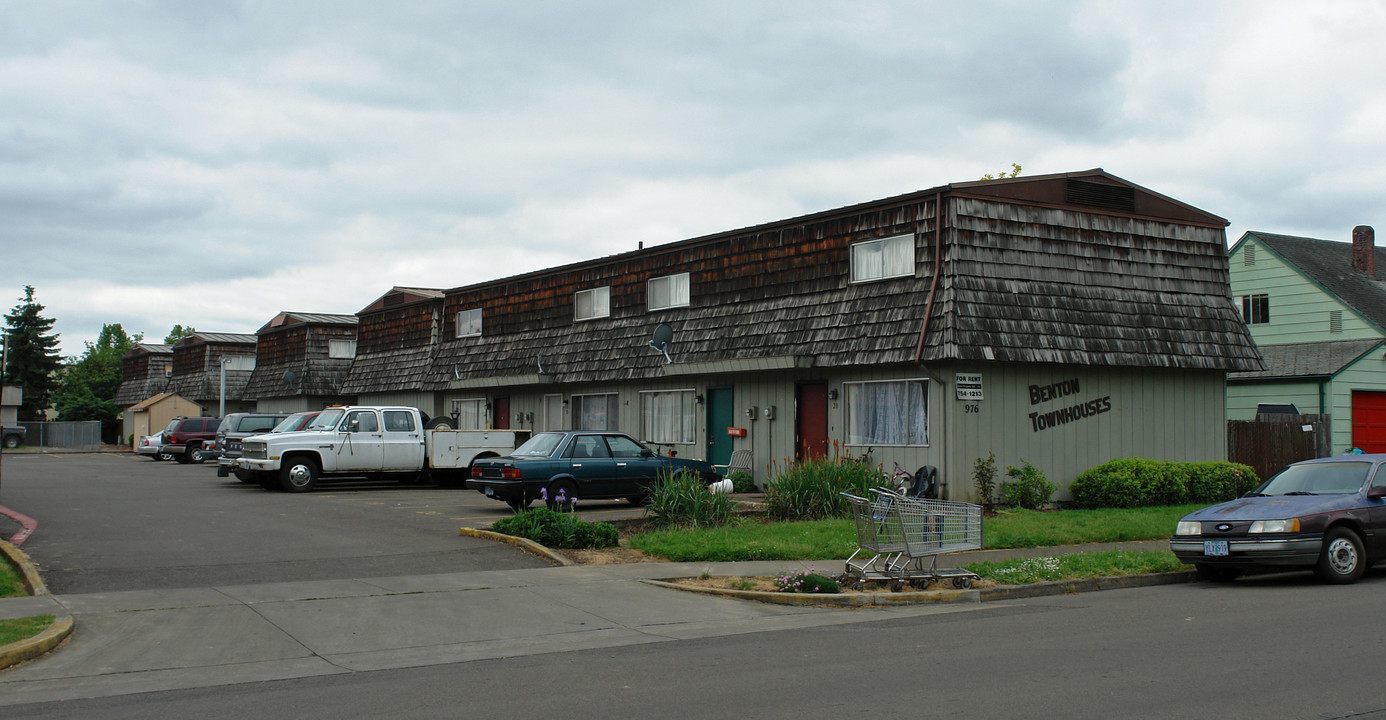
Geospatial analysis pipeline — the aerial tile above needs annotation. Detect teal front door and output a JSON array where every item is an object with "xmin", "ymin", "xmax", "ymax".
[{"xmin": 706, "ymin": 386, "xmax": 734, "ymax": 467}]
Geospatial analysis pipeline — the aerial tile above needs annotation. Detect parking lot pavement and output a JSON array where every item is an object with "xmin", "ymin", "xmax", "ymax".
[{"xmin": 0, "ymin": 560, "xmax": 988, "ymax": 706}]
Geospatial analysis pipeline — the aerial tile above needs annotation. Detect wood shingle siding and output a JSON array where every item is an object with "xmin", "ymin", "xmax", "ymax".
[
  {"xmin": 243, "ymin": 312, "xmax": 358, "ymax": 400},
  {"xmin": 114, "ymin": 344, "xmax": 174, "ymax": 407},
  {"xmin": 343, "ymin": 288, "xmax": 444, "ymax": 395},
  {"xmin": 168, "ymin": 333, "xmax": 258, "ymax": 405}
]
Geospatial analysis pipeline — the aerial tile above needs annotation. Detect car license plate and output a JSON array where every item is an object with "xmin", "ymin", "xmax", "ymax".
[{"xmin": 1203, "ymin": 540, "xmax": 1229, "ymax": 556}]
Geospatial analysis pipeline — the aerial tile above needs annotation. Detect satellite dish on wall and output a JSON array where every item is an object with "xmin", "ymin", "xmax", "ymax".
[
  {"xmin": 649, "ymin": 324, "xmax": 674, "ymax": 364},
  {"xmin": 283, "ymin": 370, "xmax": 298, "ymax": 390}
]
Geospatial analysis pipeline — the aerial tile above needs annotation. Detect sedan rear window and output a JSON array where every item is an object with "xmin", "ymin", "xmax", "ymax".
[{"xmin": 1258, "ymin": 462, "xmax": 1370, "ymax": 495}]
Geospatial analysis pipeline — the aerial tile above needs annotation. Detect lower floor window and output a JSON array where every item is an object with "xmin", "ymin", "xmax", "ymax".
[
  {"xmin": 640, "ymin": 389, "xmax": 696, "ymax": 444},
  {"xmin": 572, "ymin": 393, "xmax": 619, "ymax": 431},
  {"xmin": 845, "ymin": 379, "xmax": 929, "ymax": 446}
]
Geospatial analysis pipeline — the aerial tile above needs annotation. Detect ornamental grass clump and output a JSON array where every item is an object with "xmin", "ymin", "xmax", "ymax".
[
  {"xmin": 491, "ymin": 508, "xmax": 618, "ymax": 550},
  {"xmin": 773, "ymin": 567, "xmax": 840, "ymax": 594},
  {"xmin": 646, "ymin": 469, "xmax": 734, "ymax": 529},
  {"xmin": 765, "ymin": 454, "xmax": 883, "ymax": 520}
]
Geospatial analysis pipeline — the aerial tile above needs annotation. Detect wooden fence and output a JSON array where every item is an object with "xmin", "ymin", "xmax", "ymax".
[{"xmin": 1227, "ymin": 414, "xmax": 1331, "ymax": 482}]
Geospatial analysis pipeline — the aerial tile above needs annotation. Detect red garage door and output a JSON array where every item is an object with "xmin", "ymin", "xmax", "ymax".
[{"xmin": 1351, "ymin": 391, "xmax": 1386, "ymax": 452}]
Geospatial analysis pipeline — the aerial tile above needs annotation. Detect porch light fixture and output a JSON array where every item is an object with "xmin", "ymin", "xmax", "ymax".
[
  {"xmin": 695, "ymin": 394, "xmax": 704, "ymax": 405},
  {"xmin": 828, "ymin": 389, "xmax": 839, "ymax": 401}
]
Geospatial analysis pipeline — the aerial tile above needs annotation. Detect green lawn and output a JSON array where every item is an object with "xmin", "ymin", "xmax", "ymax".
[
  {"xmin": 0, "ymin": 615, "xmax": 54, "ymax": 647},
  {"xmin": 630, "ymin": 504, "xmax": 1194, "ymax": 563},
  {"xmin": 0, "ymin": 557, "xmax": 25, "ymax": 598}
]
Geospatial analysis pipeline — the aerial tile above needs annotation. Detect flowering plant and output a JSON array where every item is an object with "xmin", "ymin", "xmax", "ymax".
[{"xmin": 773, "ymin": 566, "xmax": 840, "ymax": 594}]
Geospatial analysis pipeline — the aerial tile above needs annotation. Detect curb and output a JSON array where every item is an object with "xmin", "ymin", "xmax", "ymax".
[
  {"xmin": 642, "ymin": 579, "xmax": 978, "ymax": 607},
  {"xmin": 0, "ymin": 538, "xmax": 74, "ymax": 671},
  {"xmin": 643, "ymin": 570, "xmax": 1195, "ymax": 607},
  {"xmin": 458, "ymin": 527, "xmax": 575, "ymax": 567}
]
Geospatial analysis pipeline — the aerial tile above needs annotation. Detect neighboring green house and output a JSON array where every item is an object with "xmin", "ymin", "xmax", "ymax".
[{"xmin": 1227, "ymin": 226, "xmax": 1386, "ymax": 452}]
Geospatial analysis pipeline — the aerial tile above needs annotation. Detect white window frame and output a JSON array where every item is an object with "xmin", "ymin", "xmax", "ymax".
[
  {"xmin": 647, "ymin": 272, "xmax": 690, "ymax": 311},
  {"xmin": 639, "ymin": 389, "xmax": 697, "ymax": 445},
  {"xmin": 449, "ymin": 398, "xmax": 487, "ymax": 430},
  {"xmin": 328, "ymin": 339, "xmax": 357, "ymax": 359},
  {"xmin": 850, "ymin": 234, "xmax": 915, "ymax": 283},
  {"xmin": 221, "ymin": 355, "xmax": 256, "ymax": 372},
  {"xmin": 843, "ymin": 378, "xmax": 929, "ymax": 447},
  {"xmin": 455, "ymin": 308, "xmax": 482, "ymax": 338},
  {"xmin": 575, "ymin": 286, "xmax": 611, "ymax": 321},
  {"xmin": 571, "ymin": 392, "xmax": 619, "ymax": 431}
]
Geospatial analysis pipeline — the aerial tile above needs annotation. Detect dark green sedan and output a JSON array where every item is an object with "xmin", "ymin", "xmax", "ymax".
[{"xmin": 468, "ymin": 431, "xmax": 718, "ymax": 510}]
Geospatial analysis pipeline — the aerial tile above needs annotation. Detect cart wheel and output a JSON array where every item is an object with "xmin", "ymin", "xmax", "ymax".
[
  {"xmin": 889, "ymin": 581, "xmax": 903, "ymax": 593},
  {"xmin": 909, "ymin": 579, "xmax": 926, "ymax": 590},
  {"xmin": 952, "ymin": 577, "xmax": 973, "ymax": 589}
]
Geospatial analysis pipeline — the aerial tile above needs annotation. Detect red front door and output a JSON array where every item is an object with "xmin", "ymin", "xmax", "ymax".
[{"xmin": 796, "ymin": 382, "xmax": 829, "ymax": 460}]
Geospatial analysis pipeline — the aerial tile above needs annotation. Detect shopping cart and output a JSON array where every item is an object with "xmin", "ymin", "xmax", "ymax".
[{"xmin": 839, "ymin": 488, "xmax": 983, "ymax": 591}]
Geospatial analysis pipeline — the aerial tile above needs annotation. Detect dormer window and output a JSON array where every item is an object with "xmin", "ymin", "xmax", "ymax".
[
  {"xmin": 648, "ymin": 273, "xmax": 689, "ymax": 311},
  {"xmin": 850, "ymin": 234, "xmax": 914, "ymax": 282},
  {"xmin": 455, "ymin": 308, "xmax": 482, "ymax": 338},
  {"xmin": 575, "ymin": 287, "xmax": 611, "ymax": 321}
]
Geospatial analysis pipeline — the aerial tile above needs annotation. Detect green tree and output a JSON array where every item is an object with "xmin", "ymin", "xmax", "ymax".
[
  {"xmin": 164, "ymin": 325, "xmax": 196, "ymax": 344},
  {"xmin": 3, "ymin": 286, "xmax": 62, "ymax": 420},
  {"xmin": 980, "ymin": 163, "xmax": 1023, "ymax": 181},
  {"xmin": 53, "ymin": 324, "xmax": 140, "ymax": 435}
]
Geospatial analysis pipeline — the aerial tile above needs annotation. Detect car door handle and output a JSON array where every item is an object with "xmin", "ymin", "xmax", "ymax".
[
  {"xmin": 617, "ymin": 462, "xmax": 627, "ymax": 467},
  {"xmin": 572, "ymin": 463, "xmax": 583, "ymax": 468}
]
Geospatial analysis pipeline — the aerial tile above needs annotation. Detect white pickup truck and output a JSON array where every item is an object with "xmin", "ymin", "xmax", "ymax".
[{"xmin": 233, "ymin": 406, "xmax": 523, "ymax": 492}]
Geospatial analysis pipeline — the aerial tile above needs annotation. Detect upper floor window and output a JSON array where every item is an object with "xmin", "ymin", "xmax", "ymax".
[
  {"xmin": 1236, "ymin": 294, "xmax": 1270, "ymax": 325},
  {"xmin": 575, "ymin": 287, "xmax": 611, "ymax": 321},
  {"xmin": 850, "ymin": 234, "xmax": 914, "ymax": 282},
  {"xmin": 648, "ymin": 273, "xmax": 690, "ymax": 311},
  {"xmin": 222, "ymin": 355, "xmax": 256, "ymax": 372},
  {"xmin": 328, "ymin": 339, "xmax": 357, "ymax": 359},
  {"xmin": 456, "ymin": 308, "xmax": 482, "ymax": 338}
]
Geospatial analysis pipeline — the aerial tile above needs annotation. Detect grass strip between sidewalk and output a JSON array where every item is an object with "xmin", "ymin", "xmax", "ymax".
[{"xmin": 0, "ymin": 615, "xmax": 54, "ymax": 647}]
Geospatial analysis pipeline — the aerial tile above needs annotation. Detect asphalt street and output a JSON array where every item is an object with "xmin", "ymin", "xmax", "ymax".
[{"xmin": 3, "ymin": 452, "xmax": 1386, "ymax": 718}]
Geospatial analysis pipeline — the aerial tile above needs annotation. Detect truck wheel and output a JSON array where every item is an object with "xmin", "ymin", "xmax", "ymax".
[
  {"xmin": 280, "ymin": 458, "xmax": 320, "ymax": 493},
  {"xmin": 425, "ymin": 417, "xmax": 455, "ymax": 430},
  {"xmin": 187, "ymin": 443, "xmax": 207, "ymax": 464},
  {"xmin": 2, "ymin": 434, "xmax": 19, "ymax": 449}
]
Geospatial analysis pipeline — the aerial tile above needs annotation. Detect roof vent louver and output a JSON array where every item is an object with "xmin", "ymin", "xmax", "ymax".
[{"xmin": 1065, "ymin": 179, "xmax": 1136, "ymax": 212}]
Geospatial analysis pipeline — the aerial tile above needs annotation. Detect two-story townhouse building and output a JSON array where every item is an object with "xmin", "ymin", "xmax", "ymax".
[
  {"xmin": 1227, "ymin": 226, "xmax": 1386, "ymax": 452},
  {"xmin": 341, "ymin": 287, "xmax": 446, "ymax": 409},
  {"xmin": 347, "ymin": 170, "xmax": 1260, "ymax": 500},
  {"xmin": 169, "ymin": 332, "xmax": 259, "ymax": 417},
  {"xmin": 242, "ymin": 312, "xmax": 360, "ymax": 412},
  {"xmin": 115, "ymin": 343, "xmax": 180, "ymax": 443}
]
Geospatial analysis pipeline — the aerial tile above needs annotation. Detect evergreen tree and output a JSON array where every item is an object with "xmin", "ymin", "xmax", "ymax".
[
  {"xmin": 53, "ymin": 323, "xmax": 140, "ymax": 435},
  {"xmin": 3, "ymin": 286, "xmax": 62, "ymax": 420}
]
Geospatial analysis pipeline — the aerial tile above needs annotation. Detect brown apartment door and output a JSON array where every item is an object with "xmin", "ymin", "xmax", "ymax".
[
  {"xmin": 493, "ymin": 397, "xmax": 510, "ymax": 430},
  {"xmin": 796, "ymin": 382, "xmax": 829, "ymax": 460}
]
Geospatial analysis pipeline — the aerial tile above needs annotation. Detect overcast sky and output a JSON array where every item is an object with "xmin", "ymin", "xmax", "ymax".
[{"xmin": 4, "ymin": 1, "xmax": 1385, "ymax": 357}]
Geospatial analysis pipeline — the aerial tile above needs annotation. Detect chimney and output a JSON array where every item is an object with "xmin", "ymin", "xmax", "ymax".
[{"xmin": 1353, "ymin": 225, "xmax": 1375, "ymax": 277}]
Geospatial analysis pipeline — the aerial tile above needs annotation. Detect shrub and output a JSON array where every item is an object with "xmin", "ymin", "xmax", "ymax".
[
  {"xmin": 972, "ymin": 452, "xmax": 997, "ymax": 505},
  {"xmin": 765, "ymin": 455, "xmax": 884, "ymax": 520},
  {"xmin": 774, "ymin": 567, "xmax": 840, "ymax": 593},
  {"xmin": 728, "ymin": 471, "xmax": 756, "ymax": 494},
  {"xmin": 647, "ymin": 469, "xmax": 734, "ymax": 529},
  {"xmin": 491, "ymin": 508, "xmax": 618, "ymax": 549},
  {"xmin": 1070, "ymin": 458, "xmax": 1260, "ymax": 509},
  {"xmin": 1003, "ymin": 460, "xmax": 1056, "ymax": 510}
]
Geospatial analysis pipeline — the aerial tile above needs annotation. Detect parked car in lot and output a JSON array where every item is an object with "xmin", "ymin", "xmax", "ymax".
[
  {"xmin": 2, "ymin": 425, "xmax": 25, "ymax": 449},
  {"xmin": 1171, "ymin": 455, "xmax": 1386, "ymax": 584},
  {"xmin": 214, "ymin": 412, "xmax": 290, "ymax": 478},
  {"xmin": 137, "ymin": 433, "xmax": 174, "ymax": 461},
  {"xmin": 469, "ymin": 430, "xmax": 719, "ymax": 510},
  {"xmin": 160, "ymin": 416, "xmax": 221, "ymax": 464}
]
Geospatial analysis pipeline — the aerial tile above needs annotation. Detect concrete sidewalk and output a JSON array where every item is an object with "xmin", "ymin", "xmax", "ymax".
[{"xmin": 0, "ymin": 539, "xmax": 1173, "ymax": 707}]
